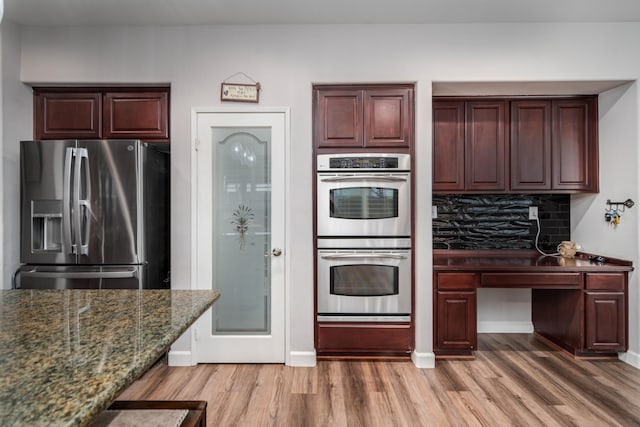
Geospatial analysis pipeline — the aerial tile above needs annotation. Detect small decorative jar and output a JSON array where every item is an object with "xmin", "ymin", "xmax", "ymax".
[{"xmin": 558, "ymin": 241, "xmax": 577, "ymax": 259}]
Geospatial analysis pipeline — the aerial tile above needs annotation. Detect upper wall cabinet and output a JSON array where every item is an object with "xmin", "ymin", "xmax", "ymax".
[
  {"xmin": 510, "ymin": 100, "xmax": 552, "ymax": 191},
  {"xmin": 433, "ymin": 101, "xmax": 465, "ymax": 191},
  {"xmin": 34, "ymin": 87, "xmax": 170, "ymax": 142},
  {"xmin": 552, "ymin": 98, "xmax": 598, "ymax": 192},
  {"xmin": 433, "ymin": 96, "xmax": 598, "ymax": 194},
  {"xmin": 465, "ymin": 100, "xmax": 507, "ymax": 191},
  {"xmin": 433, "ymin": 99, "xmax": 507, "ymax": 192},
  {"xmin": 314, "ymin": 84, "xmax": 414, "ymax": 151},
  {"xmin": 34, "ymin": 91, "xmax": 103, "ymax": 140},
  {"xmin": 103, "ymin": 91, "xmax": 169, "ymax": 140}
]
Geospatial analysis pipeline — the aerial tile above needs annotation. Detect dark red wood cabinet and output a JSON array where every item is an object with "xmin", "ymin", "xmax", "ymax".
[
  {"xmin": 465, "ymin": 100, "xmax": 507, "ymax": 191},
  {"xmin": 432, "ymin": 101, "xmax": 465, "ymax": 191},
  {"xmin": 432, "ymin": 98, "xmax": 507, "ymax": 193},
  {"xmin": 103, "ymin": 91, "xmax": 169, "ymax": 140},
  {"xmin": 34, "ymin": 91, "xmax": 102, "ymax": 140},
  {"xmin": 313, "ymin": 83, "xmax": 415, "ymax": 357},
  {"xmin": 434, "ymin": 273, "xmax": 477, "ymax": 354},
  {"xmin": 314, "ymin": 89, "xmax": 363, "ymax": 148},
  {"xmin": 436, "ymin": 291, "xmax": 477, "ymax": 352},
  {"xmin": 434, "ymin": 261, "xmax": 630, "ymax": 358},
  {"xmin": 584, "ymin": 273, "xmax": 627, "ymax": 352},
  {"xmin": 314, "ymin": 85, "xmax": 413, "ymax": 151},
  {"xmin": 34, "ymin": 87, "xmax": 170, "ymax": 142},
  {"xmin": 433, "ymin": 96, "xmax": 598, "ymax": 193},
  {"xmin": 552, "ymin": 98, "xmax": 598, "ymax": 192},
  {"xmin": 316, "ymin": 322, "xmax": 412, "ymax": 356},
  {"xmin": 510, "ymin": 100, "xmax": 552, "ymax": 191}
]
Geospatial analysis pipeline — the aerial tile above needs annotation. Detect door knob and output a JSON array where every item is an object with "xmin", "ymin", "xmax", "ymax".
[{"xmin": 271, "ymin": 248, "xmax": 283, "ymax": 257}]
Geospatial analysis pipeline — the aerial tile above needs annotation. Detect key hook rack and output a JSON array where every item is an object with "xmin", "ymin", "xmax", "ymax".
[{"xmin": 606, "ymin": 198, "xmax": 635, "ymax": 211}]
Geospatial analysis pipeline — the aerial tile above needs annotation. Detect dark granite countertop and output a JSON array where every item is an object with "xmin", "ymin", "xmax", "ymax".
[
  {"xmin": 433, "ymin": 250, "xmax": 633, "ymax": 272},
  {"xmin": 0, "ymin": 289, "xmax": 219, "ymax": 427}
]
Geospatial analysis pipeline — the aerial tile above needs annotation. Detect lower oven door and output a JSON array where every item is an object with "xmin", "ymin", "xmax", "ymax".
[{"xmin": 317, "ymin": 248, "xmax": 411, "ymax": 320}]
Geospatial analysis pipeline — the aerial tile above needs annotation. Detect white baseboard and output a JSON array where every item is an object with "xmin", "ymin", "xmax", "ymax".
[
  {"xmin": 167, "ymin": 350, "xmax": 194, "ymax": 367},
  {"xmin": 619, "ymin": 350, "xmax": 640, "ymax": 369},
  {"xmin": 287, "ymin": 350, "xmax": 316, "ymax": 367},
  {"xmin": 478, "ymin": 321, "xmax": 534, "ymax": 333},
  {"xmin": 411, "ymin": 350, "xmax": 436, "ymax": 368}
]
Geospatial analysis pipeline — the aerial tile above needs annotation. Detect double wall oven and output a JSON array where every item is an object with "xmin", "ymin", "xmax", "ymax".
[{"xmin": 316, "ymin": 153, "xmax": 412, "ymax": 322}]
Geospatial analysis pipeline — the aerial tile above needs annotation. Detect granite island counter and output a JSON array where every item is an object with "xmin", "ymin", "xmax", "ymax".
[
  {"xmin": 433, "ymin": 250, "xmax": 633, "ymax": 358},
  {"xmin": 0, "ymin": 289, "xmax": 219, "ymax": 427}
]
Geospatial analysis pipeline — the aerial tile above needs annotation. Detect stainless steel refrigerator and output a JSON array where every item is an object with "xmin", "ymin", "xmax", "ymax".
[{"xmin": 19, "ymin": 140, "xmax": 169, "ymax": 289}]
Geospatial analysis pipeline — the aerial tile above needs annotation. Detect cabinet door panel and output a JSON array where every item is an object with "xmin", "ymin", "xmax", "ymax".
[
  {"xmin": 436, "ymin": 290, "xmax": 477, "ymax": 350},
  {"xmin": 552, "ymin": 98, "xmax": 597, "ymax": 191},
  {"xmin": 585, "ymin": 292, "xmax": 625, "ymax": 351},
  {"xmin": 315, "ymin": 89, "xmax": 363, "ymax": 148},
  {"xmin": 465, "ymin": 101, "xmax": 506, "ymax": 191},
  {"xmin": 510, "ymin": 100, "xmax": 551, "ymax": 191},
  {"xmin": 433, "ymin": 101, "xmax": 464, "ymax": 191},
  {"xmin": 364, "ymin": 88, "xmax": 411, "ymax": 148},
  {"xmin": 35, "ymin": 92, "xmax": 102, "ymax": 140},
  {"xmin": 103, "ymin": 91, "xmax": 169, "ymax": 141}
]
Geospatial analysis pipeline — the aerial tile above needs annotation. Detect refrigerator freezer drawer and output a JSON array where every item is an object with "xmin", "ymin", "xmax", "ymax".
[{"xmin": 19, "ymin": 265, "xmax": 143, "ymax": 290}]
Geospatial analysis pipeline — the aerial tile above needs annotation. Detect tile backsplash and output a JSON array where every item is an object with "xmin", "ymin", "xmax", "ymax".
[{"xmin": 432, "ymin": 194, "xmax": 570, "ymax": 251}]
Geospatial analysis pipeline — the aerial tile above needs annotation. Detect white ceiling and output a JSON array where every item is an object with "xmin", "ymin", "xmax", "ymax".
[{"xmin": 5, "ymin": 0, "xmax": 640, "ymax": 26}]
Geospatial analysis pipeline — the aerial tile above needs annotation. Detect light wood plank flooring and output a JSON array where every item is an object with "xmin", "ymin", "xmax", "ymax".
[{"xmin": 118, "ymin": 333, "xmax": 640, "ymax": 426}]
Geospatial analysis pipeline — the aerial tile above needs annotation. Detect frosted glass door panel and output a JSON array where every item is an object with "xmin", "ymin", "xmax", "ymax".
[{"xmin": 212, "ymin": 127, "xmax": 271, "ymax": 335}]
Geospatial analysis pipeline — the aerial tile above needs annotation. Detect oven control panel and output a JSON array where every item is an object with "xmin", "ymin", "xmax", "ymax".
[{"xmin": 317, "ymin": 153, "xmax": 410, "ymax": 171}]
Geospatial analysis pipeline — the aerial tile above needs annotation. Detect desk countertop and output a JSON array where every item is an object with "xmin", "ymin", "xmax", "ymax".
[
  {"xmin": 433, "ymin": 250, "xmax": 633, "ymax": 272},
  {"xmin": 0, "ymin": 289, "xmax": 219, "ymax": 427}
]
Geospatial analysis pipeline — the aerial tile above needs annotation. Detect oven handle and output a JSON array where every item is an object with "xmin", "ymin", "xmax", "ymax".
[
  {"xmin": 319, "ymin": 175, "xmax": 408, "ymax": 182},
  {"xmin": 320, "ymin": 254, "xmax": 408, "ymax": 260}
]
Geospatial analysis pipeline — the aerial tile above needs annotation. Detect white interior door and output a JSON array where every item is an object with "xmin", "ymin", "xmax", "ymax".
[{"xmin": 194, "ymin": 109, "xmax": 287, "ymax": 363}]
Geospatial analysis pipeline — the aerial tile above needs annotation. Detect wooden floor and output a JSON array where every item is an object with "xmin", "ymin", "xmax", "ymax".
[{"xmin": 118, "ymin": 334, "xmax": 640, "ymax": 426}]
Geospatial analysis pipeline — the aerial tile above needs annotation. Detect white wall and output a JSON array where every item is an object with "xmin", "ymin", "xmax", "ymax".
[
  {"xmin": 11, "ymin": 23, "xmax": 640, "ymax": 366},
  {"xmin": 1, "ymin": 19, "xmax": 31, "ymax": 290}
]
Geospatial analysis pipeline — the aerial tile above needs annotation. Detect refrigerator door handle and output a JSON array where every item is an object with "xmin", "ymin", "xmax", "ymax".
[
  {"xmin": 78, "ymin": 148, "xmax": 91, "ymax": 256},
  {"xmin": 63, "ymin": 147, "xmax": 75, "ymax": 255},
  {"xmin": 21, "ymin": 269, "xmax": 138, "ymax": 279}
]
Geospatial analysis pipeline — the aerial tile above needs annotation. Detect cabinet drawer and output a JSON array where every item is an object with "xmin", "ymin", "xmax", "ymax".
[
  {"xmin": 586, "ymin": 273, "xmax": 625, "ymax": 291},
  {"xmin": 481, "ymin": 273, "xmax": 582, "ymax": 288},
  {"xmin": 436, "ymin": 273, "xmax": 477, "ymax": 289},
  {"xmin": 317, "ymin": 323, "xmax": 412, "ymax": 355}
]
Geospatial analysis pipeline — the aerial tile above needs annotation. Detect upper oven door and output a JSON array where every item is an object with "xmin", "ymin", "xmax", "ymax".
[{"xmin": 317, "ymin": 172, "xmax": 411, "ymax": 237}]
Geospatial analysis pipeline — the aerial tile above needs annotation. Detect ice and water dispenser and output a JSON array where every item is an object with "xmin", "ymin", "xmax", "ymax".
[{"xmin": 31, "ymin": 200, "xmax": 62, "ymax": 252}]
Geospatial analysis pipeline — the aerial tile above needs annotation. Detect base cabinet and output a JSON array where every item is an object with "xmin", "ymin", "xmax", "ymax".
[
  {"xmin": 434, "ymin": 272, "xmax": 478, "ymax": 355},
  {"xmin": 584, "ymin": 273, "xmax": 627, "ymax": 352},
  {"xmin": 585, "ymin": 292, "xmax": 625, "ymax": 351},
  {"xmin": 435, "ymin": 291, "xmax": 477, "ymax": 352},
  {"xmin": 435, "ymin": 269, "xmax": 629, "ymax": 357}
]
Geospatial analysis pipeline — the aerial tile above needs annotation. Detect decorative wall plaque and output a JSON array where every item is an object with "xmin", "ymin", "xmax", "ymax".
[{"xmin": 221, "ymin": 82, "xmax": 260, "ymax": 103}]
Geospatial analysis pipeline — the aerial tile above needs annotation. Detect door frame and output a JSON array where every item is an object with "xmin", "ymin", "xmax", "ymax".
[{"xmin": 189, "ymin": 106, "xmax": 291, "ymax": 365}]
